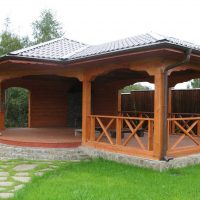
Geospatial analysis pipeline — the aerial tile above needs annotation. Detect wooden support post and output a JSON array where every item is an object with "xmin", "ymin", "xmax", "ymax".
[
  {"xmin": 82, "ymin": 78, "xmax": 91, "ymax": 144},
  {"xmin": 116, "ymin": 118, "xmax": 122, "ymax": 145},
  {"xmin": 171, "ymin": 113, "xmax": 176, "ymax": 134},
  {"xmin": 168, "ymin": 88, "xmax": 172, "ymax": 115},
  {"xmin": 167, "ymin": 120, "xmax": 170, "ymax": 150},
  {"xmin": 90, "ymin": 116, "xmax": 96, "ymax": 141},
  {"xmin": 168, "ymin": 88, "xmax": 172, "ymax": 134},
  {"xmin": 148, "ymin": 120, "xmax": 154, "ymax": 151},
  {"xmin": 117, "ymin": 91, "xmax": 122, "ymax": 115},
  {"xmin": 153, "ymin": 72, "xmax": 165, "ymax": 160},
  {"xmin": 28, "ymin": 92, "xmax": 31, "ymax": 128}
]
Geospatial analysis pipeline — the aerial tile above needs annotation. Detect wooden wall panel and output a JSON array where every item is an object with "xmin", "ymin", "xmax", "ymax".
[
  {"xmin": 93, "ymin": 84, "xmax": 118, "ymax": 116},
  {"xmin": 122, "ymin": 90, "xmax": 154, "ymax": 112},
  {"xmin": 172, "ymin": 89, "xmax": 200, "ymax": 113},
  {"xmin": 121, "ymin": 89, "xmax": 200, "ymax": 114},
  {"xmin": 3, "ymin": 77, "xmax": 77, "ymax": 128},
  {"xmin": 30, "ymin": 83, "xmax": 68, "ymax": 127}
]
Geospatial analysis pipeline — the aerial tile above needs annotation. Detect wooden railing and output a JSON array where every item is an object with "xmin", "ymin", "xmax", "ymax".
[
  {"xmin": 88, "ymin": 115, "xmax": 154, "ymax": 153},
  {"xmin": 167, "ymin": 116, "xmax": 200, "ymax": 154},
  {"xmin": 86, "ymin": 113, "xmax": 200, "ymax": 158},
  {"xmin": 168, "ymin": 113, "xmax": 200, "ymax": 135}
]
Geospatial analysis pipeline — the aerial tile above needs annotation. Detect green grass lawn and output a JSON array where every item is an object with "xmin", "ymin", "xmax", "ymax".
[{"xmin": 11, "ymin": 159, "xmax": 200, "ymax": 200}]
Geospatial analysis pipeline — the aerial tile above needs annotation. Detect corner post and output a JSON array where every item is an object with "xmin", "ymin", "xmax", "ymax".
[
  {"xmin": 153, "ymin": 71, "xmax": 165, "ymax": 160},
  {"xmin": 168, "ymin": 88, "xmax": 172, "ymax": 115},
  {"xmin": 82, "ymin": 77, "xmax": 91, "ymax": 144},
  {"xmin": 117, "ymin": 91, "xmax": 122, "ymax": 115},
  {"xmin": 168, "ymin": 87, "xmax": 172, "ymax": 134}
]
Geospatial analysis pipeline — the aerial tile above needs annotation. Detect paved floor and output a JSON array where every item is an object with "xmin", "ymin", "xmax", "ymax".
[{"xmin": 0, "ymin": 159, "xmax": 63, "ymax": 199}]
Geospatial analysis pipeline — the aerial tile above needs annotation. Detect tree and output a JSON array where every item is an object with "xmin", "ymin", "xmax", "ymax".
[
  {"xmin": 0, "ymin": 18, "xmax": 30, "ymax": 56},
  {"xmin": 191, "ymin": 79, "xmax": 200, "ymax": 88},
  {"xmin": 121, "ymin": 83, "xmax": 150, "ymax": 93},
  {"xmin": 5, "ymin": 88, "xmax": 29, "ymax": 127},
  {"xmin": 0, "ymin": 32, "xmax": 23, "ymax": 55},
  {"xmin": 32, "ymin": 9, "xmax": 64, "ymax": 44},
  {"xmin": 0, "ymin": 18, "xmax": 30, "ymax": 127}
]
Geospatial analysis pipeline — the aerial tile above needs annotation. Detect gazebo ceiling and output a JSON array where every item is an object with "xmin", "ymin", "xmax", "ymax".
[{"xmin": 94, "ymin": 69, "xmax": 152, "ymax": 83}]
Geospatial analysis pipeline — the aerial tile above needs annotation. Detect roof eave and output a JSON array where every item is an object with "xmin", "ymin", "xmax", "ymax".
[
  {"xmin": 65, "ymin": 42, "xmax": 200, "ymax": 64},
  {"xmin": 1, "ymin": 41, "xmax": 200, "ymax": 65},
  {"xmin": 0, "ymin": 55, "xmax": 63, "ymax": 64}
]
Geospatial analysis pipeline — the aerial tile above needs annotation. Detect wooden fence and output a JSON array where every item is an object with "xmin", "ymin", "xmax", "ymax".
[{"xmin": 121, "ymin": 89, "xmax": 200, "ymax": 114}]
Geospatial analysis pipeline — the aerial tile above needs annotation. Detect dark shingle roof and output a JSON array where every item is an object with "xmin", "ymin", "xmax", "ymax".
[
  {"xmin": 7, "ymin": 33, "xmax": 200, "ymax": 62},
  {"xmin": 10, "ymin": 38, "xmax": 89, "ymax": 60},
  {"xmin": 70, "ymin": 33, "xmax": 200, "ymax": 60}
]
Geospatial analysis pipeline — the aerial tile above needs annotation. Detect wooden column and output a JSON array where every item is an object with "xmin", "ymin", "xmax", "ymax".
[
  {"xmin": 116, "ymin": 118, "xmax": 122, "ymax": 145},
  {"xmin": 148, "ymin": 120, "xmax": 154, "ymax": 151},
  {"xmin": 168, "ymin": 88, "xmax": 172, "ymax": 114},
  {"xmin": 168, "ymin": 88, "xmax": 172, "ymax": 134},
  {"xmin": 0, "ymin": 81, "xmax": 5, "ymax": 131},
  {"xmin": 82, "ymin": 78, "xmax": 91, "ymax": 144},
  {"xmin": 117, "ymin": 91, "xmax": 122, "ymax": 115},
  {"xmin": 153, "ymin": 71, "xmax": 165, "ymax": 159}
]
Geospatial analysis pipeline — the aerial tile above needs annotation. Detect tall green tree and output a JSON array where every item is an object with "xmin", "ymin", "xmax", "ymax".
[
  {"xmin": 0, "ymin": 32, "xmax": 22, "ymax": 55},
  {"xmin": 5, "ymin": 88, "xmax": 29, "ymax": 127},
  {"xmin": 0, "ymin": 18, "xmax": 30, "ymax": 127},
  {"xmin": 0, "ymin": 18, "xmax": 22, "ymax": 55},
  {"xmin": 0, "ymin": 18, "xmax": 30, "ymax": 56},
  {"xmin": 32, "ymin": 9, "xmax": 64, "ymax": 44},
  {"xmin": 191, "ymin": 79, "xmax": 200, "ymax": 88}
]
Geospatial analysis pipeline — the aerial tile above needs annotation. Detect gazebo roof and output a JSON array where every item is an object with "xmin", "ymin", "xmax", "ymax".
[{"xmin": 2, "ymin": 33, "xmax": 200, "ymax": 62}]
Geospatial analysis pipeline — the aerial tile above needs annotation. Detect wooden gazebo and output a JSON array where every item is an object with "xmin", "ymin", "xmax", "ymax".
[{"xmin": 0, "ymin": 33, "xmax": 200, "ymax": 160}]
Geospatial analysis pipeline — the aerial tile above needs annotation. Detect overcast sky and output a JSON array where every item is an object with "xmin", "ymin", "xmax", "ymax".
[{"xmin": 0, "ymin": 0, "xmax": 199, "ymax": 88}]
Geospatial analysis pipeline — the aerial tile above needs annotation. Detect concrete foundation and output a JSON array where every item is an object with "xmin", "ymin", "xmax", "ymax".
[
  {"xmin": 1, "ymin": 143, "xmax": 200, "ymax": 171},
  {"xmin": 80, "ymin": 146, "xmax": 200, "ymax": 171}
]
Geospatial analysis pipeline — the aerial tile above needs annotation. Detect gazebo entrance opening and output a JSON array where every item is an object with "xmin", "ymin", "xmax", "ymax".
[
  {"xmin": 5, "ymin": 87, "xmax": 29, "ymax": 128},
  {"xmin": 0, "ymin": 75, "xmax": 82, "ymax": 148},
  {"xmin": 85, "ymin": 69, "xmax": 155, "ymax": 158},
  {"xmin": 121, "ymin": 87, "xmax": 200, "ymax": 158},
  {"xmin": 167, "ymin": 72, "xmax": 200, "ymax": 157},
  {"xmin": 83, "ymin": 65, "xmax": 200, "ymax": 159}
]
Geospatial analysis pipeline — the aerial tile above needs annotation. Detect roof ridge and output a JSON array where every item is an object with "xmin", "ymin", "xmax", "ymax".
[
  {"xmin": 147, "ymin": 32, "xmax": 166, "ymax": 41},
  {"xmin": 85, "ymin": 33, "xmax": 160, "ymax": 47}
]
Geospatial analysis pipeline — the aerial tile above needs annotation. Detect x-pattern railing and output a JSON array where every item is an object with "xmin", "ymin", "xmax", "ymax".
[
  {"xmin": 122, "ymin": 119, "xmax": 145, "ymax": 149},
  {"xmin": 89, "ymin": 115, "xmax": 154, "ymax": 151},
  {"xmin": 95, "ymin": 117, "xmax": 114, "ymax": 145},
  {"xmin": 168, "ymin": 117, "xmax": 200, "ymax": 150}
]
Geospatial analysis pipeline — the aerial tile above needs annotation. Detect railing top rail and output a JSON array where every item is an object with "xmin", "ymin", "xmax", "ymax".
[
  {"xmin": 122, "ymin": 111, "xmax": 200, "ymax": 116},
  {"xmin": 121, "ymin": 111, "xmax": 154, "ymax": 114},
  {"xmin": 89, "ymin": 114, "xmax": 154, "ymax": 121},
  {"xmin": 170, "ymin": 112, "xmax": 200, "ymax": 116},
  {"xmin": 168, "ymin": 117, "xmax": 200, "ymax": 121}
]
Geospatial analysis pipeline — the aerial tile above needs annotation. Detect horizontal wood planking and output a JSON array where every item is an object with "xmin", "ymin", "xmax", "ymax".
[
  {"xmin": 93, "ymin": 84, "xmax": 118, "ymax": 116},
  {"xmin": 2, "ymin": 77, "xmax": 78, "ymax": 128},
  {"xmin": 122, "ymin": 89, "xmax": 200, "ymax": 114}
]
